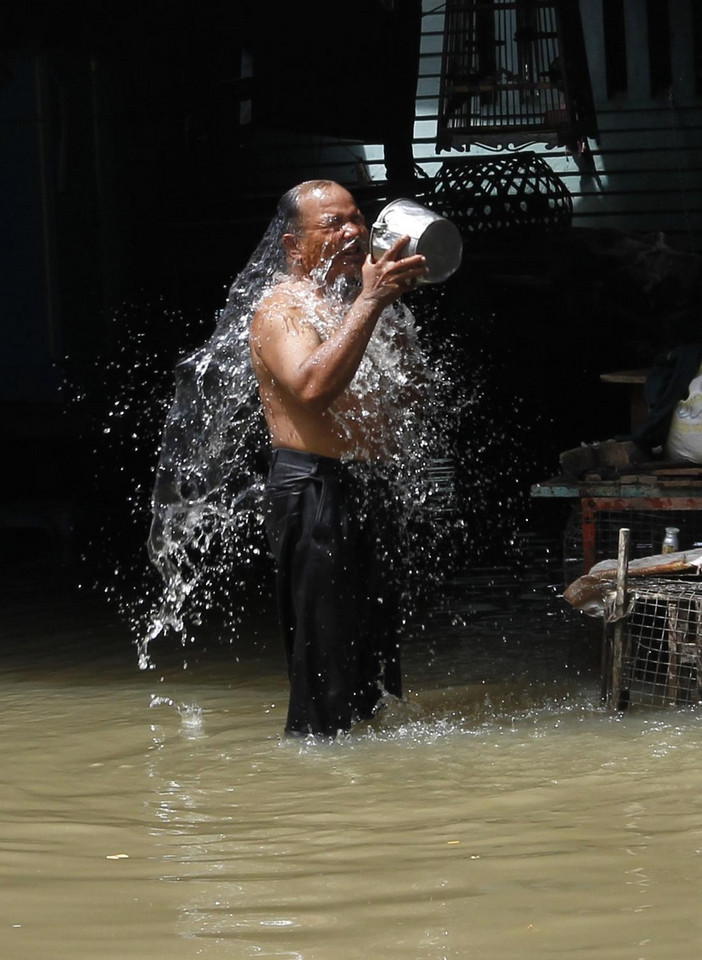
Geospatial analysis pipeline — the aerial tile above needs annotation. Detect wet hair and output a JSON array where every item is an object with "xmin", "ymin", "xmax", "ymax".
[{"xmin": 278, "ymin": 179, "xmax": 341, "ymax": 235}]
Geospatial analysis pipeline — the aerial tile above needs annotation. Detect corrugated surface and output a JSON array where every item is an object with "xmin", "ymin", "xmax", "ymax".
[{"xmin": 414, "ymin": 0, "xmax": 702, "ymax": 250}]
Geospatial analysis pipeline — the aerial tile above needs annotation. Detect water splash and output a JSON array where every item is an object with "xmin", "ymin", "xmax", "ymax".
[
  {"xmin": 149, "ymin": 694, "xmax": 204, "ymax": 736},
  {"xmin": 140, "ymin": 298, "xmax": 467, "ymax": 668},
  {"xmin": 75, "ymin": 191, "xmax": 546, "ymax": 676},
  {"xmin": 74, "ymin": 285, "xmax": 539, "ymax": 683},
  {"xmin": 131, "ymin": 192, "xmax": 476, "ymax": 670}
]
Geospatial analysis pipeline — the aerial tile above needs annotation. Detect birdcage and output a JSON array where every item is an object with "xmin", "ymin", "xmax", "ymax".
[{"xmin": 436, "ymin": 0, "xmax": 596, "ymax": 153}]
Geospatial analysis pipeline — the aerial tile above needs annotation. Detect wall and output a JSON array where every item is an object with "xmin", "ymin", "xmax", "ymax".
[{"xmin": 414, "ymin": 0, "xmax": 702, "ymax": 252}]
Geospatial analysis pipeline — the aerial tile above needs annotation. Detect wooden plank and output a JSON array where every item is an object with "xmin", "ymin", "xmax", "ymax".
[
  {"xmin": 600, "ymin": 369, "xmax": 649, "ymax": 384},
  {"xmin": 625, "ymin": 0, "xmax": 650, "ymax": 101},
  {"xmin": 650, "ymin": 467, "xmax": 702, "ymax": 476},
  {"xmin": 530, "ymin": 480, "xmax": 702, "ymax": 499},
  {"xmin": 581, "ymin": 0, "xmax": 608, "ymax": 103},
  {"xmin": 670, "ymin": 0, "xmax": 696, "ymax": 100},
  {"xmin": 618, "ymin": 475, "xmax": 659, "ymax": 484},
  {"xmin": 595, "ymin": 105, "xmax": 702, "ymax": 130},
  {"xmin": 657, "ymin": 480, "xmax": 702, "ymax": 488}
]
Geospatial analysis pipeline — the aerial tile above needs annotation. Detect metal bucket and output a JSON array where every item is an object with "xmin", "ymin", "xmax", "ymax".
[{"xmin": 370, "ymin": 199, "xmax": 463, "ymax": 284}]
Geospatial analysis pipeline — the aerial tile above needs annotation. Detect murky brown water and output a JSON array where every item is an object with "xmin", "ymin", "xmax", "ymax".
[{"xmin": 2, "ymin": 564, "xmax": 702, "ymax": 960}]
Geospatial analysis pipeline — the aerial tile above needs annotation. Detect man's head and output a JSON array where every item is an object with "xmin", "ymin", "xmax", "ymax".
[{"xmin": 280, "ymin": 181, "xmax": 369, "ymax": 285}]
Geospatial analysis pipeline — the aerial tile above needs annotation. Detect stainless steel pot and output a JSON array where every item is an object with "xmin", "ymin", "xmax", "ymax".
[{"xmin": 370, "ymin": 199, "xmax": 463, "ymax": 284}]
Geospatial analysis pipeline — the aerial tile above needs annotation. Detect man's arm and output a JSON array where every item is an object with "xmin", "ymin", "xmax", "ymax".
[{"xmin": 250, "ymin": 238, "xmax": 427, "ymax": 413}]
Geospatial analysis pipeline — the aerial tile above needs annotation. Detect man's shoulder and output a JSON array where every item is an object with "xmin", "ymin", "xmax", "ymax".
[
  {"xmin": 254, "ymin": 280, "xmax": 312, "ymax": 321},
  {"xmin": 260, "ymin": 277, "xmax": 314, "ymax": 305},
  {"xmin": 250, "ymin": 280, "xmax": 322, "ymax": 347}
]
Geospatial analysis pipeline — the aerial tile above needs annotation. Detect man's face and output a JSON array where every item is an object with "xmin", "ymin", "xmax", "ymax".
[{"xmin": 292, "ymin": 185, "xmax": 369, "ymax": 284}]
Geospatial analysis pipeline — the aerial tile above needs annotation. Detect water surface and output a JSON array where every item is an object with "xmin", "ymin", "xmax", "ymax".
[{"xmin": 2, "ymin": 563, "xmax": 701, "ymax": 960}]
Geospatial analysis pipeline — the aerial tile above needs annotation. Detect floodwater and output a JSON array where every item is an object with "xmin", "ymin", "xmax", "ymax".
[{"xmin": 2, "ymin": 551, "xmax": 702, "ymax": 960}]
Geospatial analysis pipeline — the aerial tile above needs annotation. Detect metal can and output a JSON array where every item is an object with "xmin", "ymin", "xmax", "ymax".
[
  {"xmin": 370, "ymin": 199, "xmax": 463, "ymax": 285},
  {"xmin": 662, "ymin": 526, "xmax": 680, "ymax": 553}
]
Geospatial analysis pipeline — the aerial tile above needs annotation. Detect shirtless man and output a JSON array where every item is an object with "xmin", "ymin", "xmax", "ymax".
[{"xmin": 249, "ymin": 180, "xmax": 428, "ymax": 737}]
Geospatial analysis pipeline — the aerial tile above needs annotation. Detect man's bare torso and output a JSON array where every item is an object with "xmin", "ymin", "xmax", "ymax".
[{"xmin": 250, "ymin": 278, "xmax": 413, "ymax": 460}]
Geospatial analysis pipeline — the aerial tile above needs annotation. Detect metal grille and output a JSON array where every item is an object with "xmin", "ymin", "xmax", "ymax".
[
  {"xmin": 563, "ymin": 506, "xmax": 702, "ymax": 584},
  {"xmin": 422, "ymin": 457, "xmax": 459, "ymax": 517},
  {"xmin": 438, "ymin": 0, "xmax": 569, "ymax": 149},
  {"xmin": 590, "ymin": 509, "xmax": 702, "ymax": 561},
  {"xmin": 621, "ymin": 579, "xmax": 702, "ymax": 707}
]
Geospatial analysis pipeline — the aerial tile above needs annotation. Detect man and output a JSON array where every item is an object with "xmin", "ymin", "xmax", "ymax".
[{"xmin": 249, "ymin": 180, "xmax": 429, "ymax": 737}]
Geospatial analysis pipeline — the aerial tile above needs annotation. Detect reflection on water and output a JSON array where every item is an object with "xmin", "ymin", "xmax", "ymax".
[{"xmin": 2, "ymin": 562, "xmax": 702, "ymax": 960}]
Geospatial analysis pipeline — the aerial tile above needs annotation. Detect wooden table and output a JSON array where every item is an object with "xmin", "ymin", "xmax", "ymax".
[{"xmin": 531, "ymin": 470, "xmax": 702, "ymax": 573}]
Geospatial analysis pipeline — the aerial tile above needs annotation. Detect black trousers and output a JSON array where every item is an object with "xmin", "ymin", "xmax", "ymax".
[{"xmin": 264, "ymin": 448, "xmax": 404, "ymax": 736}]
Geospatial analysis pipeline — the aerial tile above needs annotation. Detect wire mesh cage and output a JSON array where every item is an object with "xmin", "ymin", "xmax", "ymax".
[
  {"xmin": 609, "ymin": 578, "xmax": 702, "ymax": 708},
  {"xmin": 429, "ymin": 154, "xmax": 572, "ymax": 238}
]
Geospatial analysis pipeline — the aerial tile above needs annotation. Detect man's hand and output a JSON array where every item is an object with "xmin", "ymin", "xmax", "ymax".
[{"xmin": 360, "ymin": 235, "xmax": 428, "ymax": 308}]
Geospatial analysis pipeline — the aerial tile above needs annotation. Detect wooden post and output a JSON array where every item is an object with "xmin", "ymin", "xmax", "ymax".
[{"xmin": 611, "ymin": 528, "xmax": 631, "ymax": 709}]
